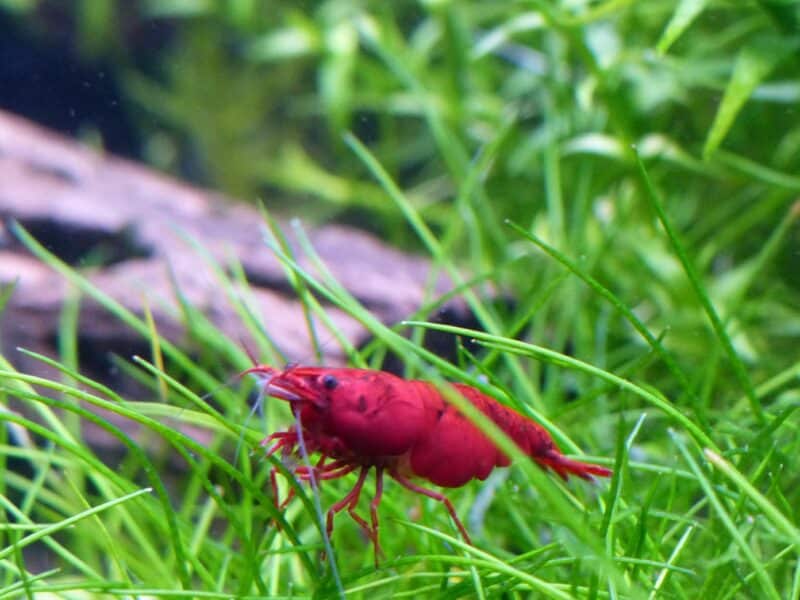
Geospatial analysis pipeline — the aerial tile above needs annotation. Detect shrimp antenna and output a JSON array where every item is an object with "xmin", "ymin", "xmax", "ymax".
[
  {"xmin": 196, "ymin": 372, "xmax": 245, "ymax": 404},
  {"xmin": 230, "ymin": 337, "xmax": 274, "ymax": 465},
  {"xmin": 231, "ymin": 380, "xmax": 270, "ymax": 467},
  {"xmin": 239, "ymin": 336, "xmax": 260, "ymax": 367}
]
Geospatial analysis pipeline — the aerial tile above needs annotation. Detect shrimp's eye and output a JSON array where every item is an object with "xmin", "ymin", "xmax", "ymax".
[{"xmin": 321, "ymin": 374, "xmax": 338, "ymax": 390}]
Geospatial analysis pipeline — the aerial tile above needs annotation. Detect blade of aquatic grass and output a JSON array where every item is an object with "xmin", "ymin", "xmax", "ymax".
[
  {"xmin": 18, "ymin": 347, "xmax": 233, "ymax": 437},
  {"xmin": 695, "ymin": 345, "xmax": 721, "ymax": 431},
  {"xmin": 634, "ymin": 152, "xmax": 764, "ymax": 424},
  {"xmin": 55, "ymin": 292, "xmax": 83, "ymax": 481},
  {"xmin": 181, "ymin": 502, "xmax": 223, "ymax": 591},
  {"xmin": 0, "ymin": 356, "xmax": 75, "ymax": 444},
  {"xmin": 224, "ymin": 256, "xmax": 287, "ymax": 365},
  {"xmin": 107, "ymin": 353, "xmax": 187, "ymax": 402},
  {"xmin": 713, "ymin": 150, "xmax": 800, "ymax": 191},
  {"xmin": 343, "ymin": 132, "xmax": 544, "ymax": 412},
  {"xmin": 170, "ymin": 226, "xmax": 288, "ymax": 368},
  {"xmin": 262, "ymin": 219, "xmax": 452, "ymax": 370},
  {"xmin": 735, "ymin": 359, "xmax": 800, "ymax": 414},
  {"xmin": 671, "ymin": 432, "xmax": 781, "ymax": 600},
  {"xmin": 11, "ymin": 222, "xmax": 234, "ymax": 400},
  {"xmin": 354, "ymin": 22, "xmax": 470, "ymax": 186},
  {"xmin": 0, "ymin": 366, "xmax": 311, "ymax": 577},
  {"xmin": 628, "ymin": 475, "xmax": 668, "ymax": 581},
  {"xmin": 599, "ymin": 414, "xmax": 647, "ymax": 555},
  {"xmin": 282, "ymin": 217, "xmax": 413, "ymax": 367},
  {"xmin": 190, "ymin": 493, "xmax": 220, "ymax": 557},
  {"xmin": 657, "ymin": 0, "xmax": 709, "ymax": 54},
  {"xmin": 690, "ymin": 191, "xmax": 795, "ymax": 268},
  {"xmin": 659, "ymin": 491, "xmax": 710, "ymax": 548},
  {"xmin": 703, "ymin": 37, "xmax": 797, "ymax": 158},
  {"xmin": 121, "ymin": 402, "xmax": 233, "ymax": 434},
  {"xmin": 341, "ymin": 133, "xmax": 467, "ymax": 300},
  {"xmin": 392, "ymin": 521, "xmax": 577, "ymax": 600},
  {"xmin": 477, "ymin": 269, "xmax": 572, "ymax": 374},
  {"xmin": 0, "ymin": 487, "xmax": 152, "ymax": 562},
  {"xmin": 8, "ymin": 383, "xmax": 272, "ymax": 593},
  {"xmin": 647, "ymin": 523, "xmax": 695, "ymax": 600},
  {"xmin": 271, "ymin": 217, "xmax": 361, "ymax": 363},
  {"xmin": 542, "ymin": 124, "xmax": 565, "ymax": 242},
  {"xmin": 0, "ymin": 412, "xmax": 130, "ymax": 506},
  {"xmin": 449, "ymin": 115, "xmax": 515, "ymax": 269},
  {"xmin": 354, "ymin": 265, "xmax": 505, "ymax": 374},
  {"xmin": 136, "ymin": 279, "xmax": 280, "ymax": 458},
  {"xmin": 260, "ymin": 206, "xmax": 327, "ymax": 363},
  {"xmin": 704, "ymin": 448, "xmax": 800, "ymax": 552},
  {"xmin": 8, "ymin": 442, "xmax": 55, "ymax": 598},
  {"xmin": 143, "ymin": 297, "xmax": 168, "ymax": 402},
  {"xmin": 342, "ymin": 575, "xmax": 469, "ymax": 598},
  {"xmin": 468, "ymin": 469, "xmax": 510, "ymax": 541},
  {"xmin": 0, "ymin": 280, "xmax": 17, "ymax": 316},
  {"xmin": 751, "ymin": 403, "xmax": 799, "ymax": 453},
  {"xmin": 507, "ymin": 220, "xmax": 697, "ymax": 401},
  {"xmin": 65, "ymin": 477, "xmax": 133, "ymax": 585},
  {"xmin": 728, "ymin": 442, "xmax": 777, "ymax": 523},
  {"xmin": 793, "ymin": 559, "xmax": 800, "ymax": 600},
  {"xmin": 16, "ymin": 443, "xmax": 58, "ymax": 547},
  {"xmin": 57, "ymin": 290, "xmax": 80, "ymax": 385},
  {"xmin": 291, "ymin": 405, "xmax": 345, "ymax": 599},
  {"xmin": 0, "ymin": 568, "xmax": 61, "ymax": 600},
  {"xmin": 555, "ymin": 339, "xmax": 666, "ymax": 424},
  {"xmin": 0, "ymin": 488, "xmax": 102, "ymax": 580},
  {"xmin": 711, "ymin": 201, "xmax": 800, "ymax": 327},
  {"xmin": 1, "ymin": 583, "xmax": 278, "ymax": 599},
  {"xmin": 404, "ymin": 320, "xmax": 718, "ymax": 453},
  {"xmin": 1, "ymin": 383, "xmax": 191, "ymax": 585}
]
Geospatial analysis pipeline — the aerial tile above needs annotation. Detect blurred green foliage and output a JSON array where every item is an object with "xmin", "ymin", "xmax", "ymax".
[{"xmin": 4, "ymin": 1, "xmax": 799, "ymax": 238}]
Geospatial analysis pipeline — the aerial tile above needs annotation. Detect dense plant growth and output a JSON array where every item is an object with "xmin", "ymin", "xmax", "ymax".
[{"xmin": 1, "ymin": 1, "xmax": 799, "ymax": 598}]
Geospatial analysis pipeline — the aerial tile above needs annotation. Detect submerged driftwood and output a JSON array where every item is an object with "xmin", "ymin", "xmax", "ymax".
[{"xmin": 0, "ymin": 111, "xmax": 475, "ymax": 406}]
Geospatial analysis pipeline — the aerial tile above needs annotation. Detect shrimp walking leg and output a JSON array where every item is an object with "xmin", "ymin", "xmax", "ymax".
[
  {"xmin": 369, "ymin": 466, "xmax": 384, "ymax": 541},
  {"xmin": 325, "ymin": 467, "xmax": 375, "ymax": 547},
  {"xmin": 296, "ymin": 460, "xmax": 357, "ymax": 481},
  {"xmin": 368, "ymin": 467, "xmax": 386, "ymax": 564},
  {"xmin": 261, "ymin": 430, "xmax": 298, "ymax": 456},
  {"xmin": 391, "ymin": 471, "xmax": 472, "ymax": 545}
]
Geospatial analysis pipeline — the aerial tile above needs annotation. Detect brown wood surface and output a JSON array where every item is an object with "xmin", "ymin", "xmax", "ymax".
[{"xmin": 0, "ymin": 110, "xmax": 469, "ymax": 404}]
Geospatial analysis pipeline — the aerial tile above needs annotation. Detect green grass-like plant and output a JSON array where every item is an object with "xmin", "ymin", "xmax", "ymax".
[{"xmin": 2, "ymin": 1, "xmax": 800, "ymax": 598}]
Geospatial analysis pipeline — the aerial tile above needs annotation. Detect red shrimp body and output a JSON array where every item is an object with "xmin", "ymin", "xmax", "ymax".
[
  {"xmin": 247, "ymin": 364, "xmax": 610, "ymax": 559},
  {"xmin": 412, "ymin": 382, "xmax": 612, "ymax": 485}
]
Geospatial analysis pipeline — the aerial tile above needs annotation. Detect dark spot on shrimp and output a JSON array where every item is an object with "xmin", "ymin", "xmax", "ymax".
[
  {"xmin": 322, "ymin": 374, "xmax": 338, "ymax": 390},
  {"xmin": 357, "ymin": 395, "xmax": 367, "ymax": 413},
  {"xmin": 436, "ymin": 409, "xmax": 445, "ymax": 421}
]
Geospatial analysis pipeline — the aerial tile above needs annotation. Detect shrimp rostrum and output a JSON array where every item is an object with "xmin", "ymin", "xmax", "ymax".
[{"xmin": 246, "ymin": 364, "xmax": 611, "ymax": 557}]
